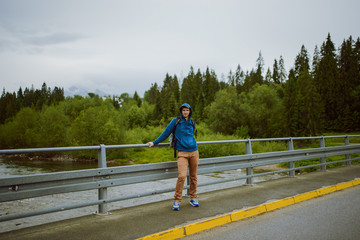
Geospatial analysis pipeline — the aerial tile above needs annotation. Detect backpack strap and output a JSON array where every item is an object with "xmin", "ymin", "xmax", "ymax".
[
  {"xmin": 172, "ymin": 117, "xmax": 181, "ymax": 134},
  {"xmin": 191, "ymin": 119, "xmax": 197, "ymax": 138},
  {"xmin": 172, "ymin": 117, "xmax": 181, "ymax": 158}
]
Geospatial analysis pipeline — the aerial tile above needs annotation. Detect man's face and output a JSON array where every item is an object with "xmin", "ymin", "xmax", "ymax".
[{"xmin": 182, "ymin": 107, "xmax": 190, "ymax": 118}]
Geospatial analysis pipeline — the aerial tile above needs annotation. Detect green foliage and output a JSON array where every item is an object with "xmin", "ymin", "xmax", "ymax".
[
  {"xmin": 37, "ymin": 105, "xmax": 70, "ymax": 147},
  {"xmin": 158, "ymin": 73, "xmax": 180, "ymax": 121},
  {"xmin": 62, "ymin": 94, "xmax": 103, "ymax": 120},
  {"xmin": 0, "ymin": 94, "xmax": 126, "ymax": 158},
  {"xmin": 314, "ymin": 33, "xmax": 341, "ymax": 130},
  {"xmin": 206, "ymin": 84, "xmax": 284, "ymax": 138},
  {"xmin": 283, "ymin": 69, "xmax": 299, "ymax": 136},
  {"xmin": 203, "ymin": 67, "xmax": 220, "ymax": 106},
  {"xmin": 0, "ymin": 83, "xmax": 65, "ymax": 124},
  {"xmin": 1, "ymin": 33, "xmax": 360, "ymax": 167},
  {"xmin": 284, "ymin": 45, "xmax": 324, "ymax": 137},
  {"xmin": 122, "ymin": 147, "xmax": 175, "ymax": 165},
  {"xmin": 68, "ymin": 103, "xmax": 125, "ymax": 146},
  {"xmin": 196, "ymin": 124, "xmax": 244, "ymax": 158},
  {"xmin": 251, "ymin": 141, "xmax": 288, "ymax": 154},
  {"xmin": 125, "ymin": 125, "xmax": 164, "ymax": 144},
  {"xmin": 245, "ymin": 84, "xmax": 284, "ymax": 137},
  {"xmin": 0, "ymin": 107, "xmax": 38, "ymax": 148},
  {"xmin": 115, "ymin": 125, "xmax": 170, "ymax": 164},
  {"xmin": 127, "ymin": 105, "xmax": 147, "ymax": 129},
  {"xmin": 206, "ymin": 86, "xmax": 242, "ymax": 135}
]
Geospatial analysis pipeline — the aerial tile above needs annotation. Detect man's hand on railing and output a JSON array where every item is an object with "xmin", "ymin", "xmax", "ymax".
[{"xmin": 147, "ymin": 142, "xmax": 154, "ymax": 148}]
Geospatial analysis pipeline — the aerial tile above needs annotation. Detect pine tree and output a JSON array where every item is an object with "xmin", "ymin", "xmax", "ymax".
[
  {"xmin": 203, "ymin": 67, "xmax": 219, "ymax": 106},
  {"xmin": 181, "ymin": 66, "xmax": 195, "ymax": 105},
  {"xmin": 355, "ymin": 38, "xmax": 360, "ymax": 85},
  {"xmin": 279, "ymin": 55, "xmax": 287, "ymax": 83},
  {"xmin": 36, "ymin": 82, "xmax": 50, "ymax": 109},
  {"xmin": 0, "ymin": 89, "xmax": 7, "ymax": 124},
  {"xmin": 297, "ymin": 70, "xmax": 323, "ymax": 136},
  {"xmin": 285, "ymin": 45, "xmax": 323, "ymax": 136},
  {"xmin": 23, "ymin": 86, "xmax": 35, "ymax": 108},
  {"xmin": 172, "ymin": 75, "xmax": 180, "ymax": 105},
  {"xmin": 283, "ymin": 69, "xmax": 299, "ymax": 136},
  {"xmin": 151, "ymin": 83, "xmax": 162, "ymax": 122},
  {"xmin": 133, "ymin": 91, "xmax": 142, "ymax": 107},
  {"xmin": 315, "ymin": 33, "xmax": 340, "ymax": 130},
  {"xmin": 234, "ymin": 64, "xmax": 245, "ymax": 93},
  {"xmin": 180, "ymin": 66, "xmax": 204, "ymax": 115},
  {"xmin": 227, "ymin": 69, "xmax": 235, "ymax": 86},
  {"xmin": 254, "ymin": 51, "xmax": 264, "ymax": 85},
  {"xmin": 160, "ymin": 73, "xmax": 176, "ymax": 120},
  {"xmin": 294, "ymin": 45, "xmax": 310, "ymax": 77},
  {"xmin": 312, "ymin": 45, "xmax": 320, "ymax": 77},
  {"xmin": 16, "ymin": 87, "xmax": 24, "ymax": 111},
  {"xmin": 146, "ymin": 83, "xmax": 160, "ymax": 105},
  {"xmin": 3, "ymin": 91, "xmax": 17, "ymax": 123},
  {"xmin": 353, "ymin": 38, "xmax": 360, "ymax": 130},
  {"xmin": 265, "ymin": 68, "xmax": 272, "ymax": 85},
  {"xmin": 243, "ymin": 70, "xmax": 256, "ymax": 92},
  {"xmin": 51, "ymin": 87, "xmax": 65, "ymax": 104},
  {"xmin": 272, "ymin": 59, "xmax": 279, "ymax": 83},
  {"xmin": 338, "ymin": 36, "xmax": 359, "ymax": 131},
  {"xmin": 193, "ymin": 69, "xmax": 204, "ymax": 117}
]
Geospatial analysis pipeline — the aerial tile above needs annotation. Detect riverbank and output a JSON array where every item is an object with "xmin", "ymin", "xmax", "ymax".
[
  {"xmin": 1, "ymin": 153, "xmax": 96, "ymax": 162},
  {"xmin": 254, "ymin": 164, "xmax": 286, "ymax": 172}
]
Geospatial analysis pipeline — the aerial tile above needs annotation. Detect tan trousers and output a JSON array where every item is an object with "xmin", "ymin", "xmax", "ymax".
[{"xmin": 174, "ymin": 150, "xmax": 199, "ymax": 202}]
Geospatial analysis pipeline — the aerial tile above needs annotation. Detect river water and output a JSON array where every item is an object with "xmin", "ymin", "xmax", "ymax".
[
  {"xmin": 0, "ymin": 156, "xmax": 99, "ymax": 176},
  {"xmin": 0, "ymin": 156, "xmax": 285, "ymax": 233}
]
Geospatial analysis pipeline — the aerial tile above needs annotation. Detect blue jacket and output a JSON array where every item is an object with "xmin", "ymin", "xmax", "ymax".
[{"xmin": 153, "ymin": 103, "xmax": 197, "ymax": 152}]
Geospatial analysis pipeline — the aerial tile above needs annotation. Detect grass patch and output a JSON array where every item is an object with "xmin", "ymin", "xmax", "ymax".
[{"xmin": 111, "ymin": 132, "xmax": 360, "ymax": 166}]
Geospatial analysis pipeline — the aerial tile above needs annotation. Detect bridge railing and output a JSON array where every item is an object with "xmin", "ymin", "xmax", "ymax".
[{"xmin": 0, "ymin": 135, "xmax": 360, "ymax": 222}]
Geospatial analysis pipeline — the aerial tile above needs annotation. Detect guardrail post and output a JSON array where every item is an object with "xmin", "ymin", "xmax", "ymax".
[
  {"xmin": 320, "ymin": 136, "xmax": 326, "ymax": 171},
  {"xmin": 246, "ymin": 139, "xmax": 253, "ymax": 185},
  {"xmin": 287, "ymin": 138, "xmax": 295, "ymax": 177},
  {"xmin": 345, "ymin": 136, "xmax": 351, "ymax": 166},
  {"xmin": 98, "ymin": 144, "xmax": 108, "ymax": 215}
]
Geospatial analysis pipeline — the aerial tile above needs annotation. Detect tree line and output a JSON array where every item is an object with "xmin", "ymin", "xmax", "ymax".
[
  {"xmin": 144, "ymin": 33, "xmax": 360, "ymax": 136},
  {"xmin": 0, "ymin": 33, "xmax": 359, "ymax": 151},
  {"xmin": 0, "ymin": 83, "xmax": 65, "ymax": 124}
]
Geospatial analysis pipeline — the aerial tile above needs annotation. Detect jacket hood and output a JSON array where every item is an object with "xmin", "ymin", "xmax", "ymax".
[{"xmin": 179, "ymin": 103, "xmax": 192, "ymax": 119}]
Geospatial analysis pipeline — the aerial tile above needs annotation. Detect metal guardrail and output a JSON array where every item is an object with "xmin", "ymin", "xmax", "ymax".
[{"xmin": 0, "ymin": 135, "xmax": 360, "ymax": 222}]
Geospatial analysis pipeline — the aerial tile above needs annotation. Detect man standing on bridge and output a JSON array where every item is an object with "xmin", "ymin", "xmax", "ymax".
[{"xmin": 147, "ymin": 103, "xmax": 199, "ymax": 211}]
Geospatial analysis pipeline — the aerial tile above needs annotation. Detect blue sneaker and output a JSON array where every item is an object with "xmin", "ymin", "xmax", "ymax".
[
  {"xmin": 172, "ymin": 202, "xmax": 180, "ymax": 211},
  {"xmin": 190, "ymin": 199, "xmax": 199, "ymax": 207}
]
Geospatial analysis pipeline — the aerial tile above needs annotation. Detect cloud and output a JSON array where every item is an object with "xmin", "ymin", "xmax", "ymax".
[
  {"xmin": 0, "ymin": 26, "xmax": 85, "ymax": 54},
  {"xmin": 23, "ymin": 32, "xmax": 84, "ymax": 46},
  {"xmin": 1, "ymin": 0, "xmax": 360, "ymax": 97},
  {"xmin": 0, "ymin": 38, "xmax": 15, "ymax": 52}
]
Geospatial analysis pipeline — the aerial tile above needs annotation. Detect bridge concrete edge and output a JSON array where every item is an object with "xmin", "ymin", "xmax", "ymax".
[{"xmin": 136, "ymin": 178, "xmax": 360, "ymax": 240}]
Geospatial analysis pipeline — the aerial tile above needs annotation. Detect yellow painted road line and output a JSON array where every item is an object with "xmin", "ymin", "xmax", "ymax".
[
  {"xmin": 352, "ymin": 178, "xmax": 360, "ymax": 186},
  {"xmin": 137, "ymin": 179, "xmax": 359, "ymax": 240},
  {"xmin": 264, "ymin": 197, "xmax": 295, "ymax": 212},
  {"xmin": 185, "ymin": 214, "xmax": 232, "ymax": 236},
  {"xmin": 231, "ymin": 205, "xmax": 267, "ymax": 222},
  {"xmin": 316, "ymin": 185, "xmax": 337, "ymax": 196},
  {"xmin": 139, "ymin": 227, "xmax": 185, "ymax": 240},
  {"xmin": 335, "ymin": 181, "xmax": 353, "ymax": 190},
  {"xmin": 293, "ymin": 190, "xmax": 319, "ymax": 203}
]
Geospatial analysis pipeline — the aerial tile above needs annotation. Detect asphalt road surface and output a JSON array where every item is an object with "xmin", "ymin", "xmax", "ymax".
[{"xmin": 185, "ymin": 185, "xmax": 360, "ymax": 240}]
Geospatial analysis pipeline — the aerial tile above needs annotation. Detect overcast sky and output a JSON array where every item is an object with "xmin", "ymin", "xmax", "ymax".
[{"xmin": 1, "ymin": 0, "xmax": 360, "ymax": 97}]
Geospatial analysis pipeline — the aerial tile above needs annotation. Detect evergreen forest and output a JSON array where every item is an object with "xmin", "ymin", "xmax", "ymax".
[{"xmin": 1, "ymin": 34, "xmax": 360, "ymax": 163}]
